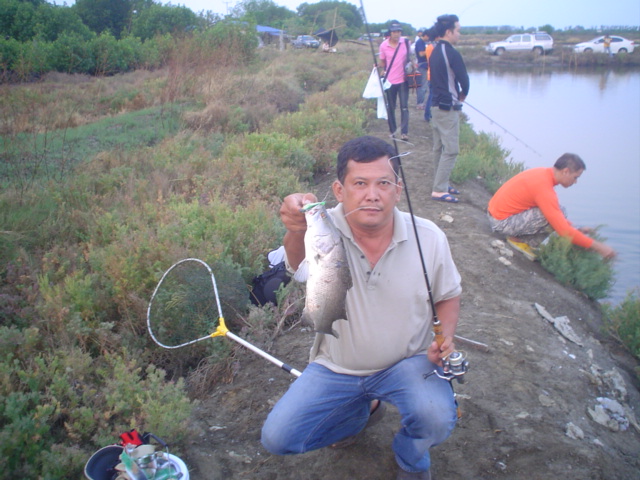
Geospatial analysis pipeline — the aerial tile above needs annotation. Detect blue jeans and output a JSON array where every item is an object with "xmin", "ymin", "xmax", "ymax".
[
  {"xmin": 261, "ymin": 356, "xmax": 457, "ymax": 473},
  {"xmin": 416, "ymin": 65, "xmax": 428, "ymax": 105},
  {"xmin": 424, "ymin": 83, "xmax": 433, "ymax": 121}
]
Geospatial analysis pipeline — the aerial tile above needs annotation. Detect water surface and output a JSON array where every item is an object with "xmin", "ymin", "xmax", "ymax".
[{"xmin": 464, "ymin": 68, "xmax": 640, "ymax": 304}]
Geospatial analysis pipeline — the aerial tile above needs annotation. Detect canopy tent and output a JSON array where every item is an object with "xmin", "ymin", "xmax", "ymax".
[
  {"xmin": 256, "ymin": 25, "xmax": 284, "ymax": 36},
  {"xmin": 314, "ymin": 28, "xmax": 339, "ymax": 47}
]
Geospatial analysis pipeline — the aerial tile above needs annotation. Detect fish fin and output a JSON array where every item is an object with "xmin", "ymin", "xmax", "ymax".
[{"xmin": 293, "ymin": 259, "xmax": 309, "ymax": 282}]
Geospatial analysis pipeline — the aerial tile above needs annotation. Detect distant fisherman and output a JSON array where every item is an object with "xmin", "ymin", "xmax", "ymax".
[
  {"xmin": 263, "ymin": 135, "xmax": 462, "ymax": 480},
  {"xmin": 429, "ymin": 14, "xmax": 469, "ymax": 204},
  {"xmin": 487, "ymin": 153, "xmax": 616, "ymax": 259}
]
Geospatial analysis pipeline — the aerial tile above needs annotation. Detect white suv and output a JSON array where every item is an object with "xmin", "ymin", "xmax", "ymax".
[{"xmin": 486, "ymin": 32, "xmax": 554, "ymax": 55}]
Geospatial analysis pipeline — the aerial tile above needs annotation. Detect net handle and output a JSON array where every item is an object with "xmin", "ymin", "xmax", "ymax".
[{"xmin": 147, "ymin": 258, "xmax": 302, "ymax": 377}]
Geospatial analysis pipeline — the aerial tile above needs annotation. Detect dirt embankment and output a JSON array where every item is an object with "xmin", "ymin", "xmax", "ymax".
[{"xmin": 182, "ymin": 106, "xmax": 640, "ymax": 479}]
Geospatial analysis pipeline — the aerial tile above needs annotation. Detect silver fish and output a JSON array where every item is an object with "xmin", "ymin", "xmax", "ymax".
[{"xmin": 295, "ymin": 202, "xmax": 352, "ymax": 337}]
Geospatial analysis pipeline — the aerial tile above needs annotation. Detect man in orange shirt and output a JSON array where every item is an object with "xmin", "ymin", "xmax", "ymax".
[{"xmin": 487, "ymin": 153, "xmax": 615, "ymax": 259}]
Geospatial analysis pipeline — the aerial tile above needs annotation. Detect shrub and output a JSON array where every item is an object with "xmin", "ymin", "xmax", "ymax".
[
  {"xmin": 538, "ymin": 231, "xmax": 614, "ymax": 300},
  {"xmin": 0, "ymin": 340, "xmax": 195, "ymax": 478},
  {"xmin": 602, "ymin": 289, "xmax": 640, "ymax": 361},
  {"xmin": 455, "ymin": 121, "xmax": 522, "ymax": 193},
  {"xmin": 50, "ymin": 33, "xmax": 96, "ymax": 74},
  {"xmin": 268, "ymin": 104, "xmax": 366, "ymax": 174}
]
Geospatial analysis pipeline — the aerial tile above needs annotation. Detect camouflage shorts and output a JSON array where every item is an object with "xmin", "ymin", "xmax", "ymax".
[{"xmin": 487, "ymin": 208, "xmax": 549, "ymax": 237}]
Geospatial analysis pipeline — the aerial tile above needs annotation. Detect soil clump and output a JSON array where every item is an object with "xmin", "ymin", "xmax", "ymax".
[{"xmin": 183, "ymin": 105, "xmax": 639, "ymax": 479}]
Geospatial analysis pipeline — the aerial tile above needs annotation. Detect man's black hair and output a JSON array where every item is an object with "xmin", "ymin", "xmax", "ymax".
[
  {"xmin": 336, "ymin": 136, "xmax": 398, "ymax": 183},
  {"xmin": 425, "ymin": 26, "xmax": 438, "ymax": 41},
  {"xmin": 434, "ymin": 14, "xmax": 459, "ymax": 39},
  {"xmin": 554, "ymin": 153, "xmax": 586, "ymax": 172}
]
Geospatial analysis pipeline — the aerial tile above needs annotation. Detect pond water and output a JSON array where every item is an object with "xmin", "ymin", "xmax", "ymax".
[{"xmin": 464, "ymin": 67, "xmax": 640, "ymax": 304}]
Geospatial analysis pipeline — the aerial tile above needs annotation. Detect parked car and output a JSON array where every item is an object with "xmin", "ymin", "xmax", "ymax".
[
  {"xmin": 292, "ymin": 35, "xmax": 320, "ymax": 49},
  {"xmin": 573, "ymin": 35, "xmax": 636, "ymax": 54},
  {"xmin": 486, "ymin": 32, "xmax": 554, "ymax": 55}
]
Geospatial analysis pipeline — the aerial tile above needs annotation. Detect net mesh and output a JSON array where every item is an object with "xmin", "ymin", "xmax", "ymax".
[{"xmin": 148, "ymin": 259, "xmax": 221, "ymax": 348}]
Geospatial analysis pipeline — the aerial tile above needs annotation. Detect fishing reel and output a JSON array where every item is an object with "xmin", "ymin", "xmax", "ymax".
[{"xmin": 424, "ymin": 350, "xmax": 469, "ymax": 384}]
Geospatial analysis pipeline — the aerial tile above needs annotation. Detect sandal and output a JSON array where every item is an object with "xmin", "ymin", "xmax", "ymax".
[
  {"xmin": 448, "ymin": 186, "xmax": 460, "ymax": 195},
  {"xmin": 431, "ymin": 194, "xmax": 459, "ymax": 203}
]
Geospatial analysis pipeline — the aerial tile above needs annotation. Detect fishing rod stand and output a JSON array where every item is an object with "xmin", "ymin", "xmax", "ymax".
[{"xmin": 424, "ymin": 350, "xmax": 469, "ymax": 384}]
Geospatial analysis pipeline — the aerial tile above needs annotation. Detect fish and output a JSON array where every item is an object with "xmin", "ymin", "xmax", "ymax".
[{"xmin": 294, "ymin": 202, "xmax": 352, "ymax": 337}]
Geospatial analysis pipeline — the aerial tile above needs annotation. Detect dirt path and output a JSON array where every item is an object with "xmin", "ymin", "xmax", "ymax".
[{"xmin": 183, "ymin": 104, "xmax": 640, "ymax": 479}]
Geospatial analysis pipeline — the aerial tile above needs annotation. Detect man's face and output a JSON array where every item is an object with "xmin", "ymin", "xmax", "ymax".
[
  {"xmin": 332, "ymin": 156, "xmax": 402, "ymax": 232},
  {"xmin": 559, "ymin": 168, "xmax": 583, "ymax": 188},
  {"xmin": 445, "ymin": 22, "xmax": 461, "ymax": 44},
  {"xmin": 390, "ymin": 30, "xmax": 402, "ymax": 41}
]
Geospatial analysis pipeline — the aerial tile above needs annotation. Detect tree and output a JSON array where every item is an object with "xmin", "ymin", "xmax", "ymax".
[
  {"xmin": 131, "ymin": 4, "xmax": 199, "ymax": 41},
  {"xmin": 538, "ymin": 24, "xmax": 555, "ymax": 34},
  {"xmin": 33, "ymin": 4, "xmax": 93, "ymax": 42},
  {"xmin": 297, "ymin": 1, "xmax": 362, "ymax": 31},
  {"xmin": 73, "ymin": 0, "xmax": 132, "ymax": 38},
  {"xmin": 232, "ymin": 0, "xmax": 295, "ymax": 29}
]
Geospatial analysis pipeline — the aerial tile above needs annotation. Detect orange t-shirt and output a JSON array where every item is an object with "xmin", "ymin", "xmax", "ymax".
[
  {"xmin": 425, "ymin": 43, "xmax": 434, "ymax": 81},
  {"xmin": 488, "ymin": 167, "xmax": 593, "ymax": 249}
]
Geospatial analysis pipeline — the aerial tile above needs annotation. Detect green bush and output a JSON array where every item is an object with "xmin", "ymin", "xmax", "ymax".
[
  {"xmin": 538, "ymin": 232, "xmax": 614, "ymax": 300},
  {"xmin": 602, "ymin": 289, "xmax": 640, "ymax": 360},
  {"xmin": 50, "ymin": 32, "xmax": 96, "ymax": 74},
  {"xmin": 14, "ymin": 38, "xmax": 53, "ymax": 79},
  {"xmin": 0, "ymin": 339, "xmax": 195, "ymax": 478},
  {"xmin": 455, "ymin": 121, "xmax": 523, "ymax": 193}
]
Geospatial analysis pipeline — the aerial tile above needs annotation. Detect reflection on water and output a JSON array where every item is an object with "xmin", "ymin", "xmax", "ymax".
[{"xmin": 465, "ymin": 68, "xmax": 640, "ymax": 304}]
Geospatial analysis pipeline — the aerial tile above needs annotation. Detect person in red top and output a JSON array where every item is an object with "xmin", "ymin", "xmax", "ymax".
[{"xmin": 487, "ymin": 153, "xmax": 616, "ymax": 259}]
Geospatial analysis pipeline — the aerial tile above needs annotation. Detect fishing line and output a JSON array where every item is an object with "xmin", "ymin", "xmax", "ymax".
[
  {"xmin": 463, "ymin": 100, "xmax": 543, "ymax": 157},
  {"xmin": 147, "ymin": 257, "xmax": 302, "ymax": 377},
  {"xmin": 360, "ymin": 1, "xmax": 468, "ymax": 384},
  {"xmin": 359, "ymin": 0, "xmax": 441, "ymax": 331}
]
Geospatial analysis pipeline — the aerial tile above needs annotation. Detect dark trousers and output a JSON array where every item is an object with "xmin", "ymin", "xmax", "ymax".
[{"xmin": 386, "ymin": 81, "xmax": 409, "ymax": 135}]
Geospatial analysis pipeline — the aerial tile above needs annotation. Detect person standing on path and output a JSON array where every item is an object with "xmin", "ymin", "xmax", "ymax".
[
  {"xmin": 379, "ymin": 23, "xmax": 411, "ymax": 141},
  {"xmin": 429, "ymin": 14, "xmax": 469, "ymax": 204},
  {"xmin": 414, "ymin": 29, "xmax": 429, "ymax": 110},
  {"xmin": 423, "ymin": 27, "xmax": 437, "ymax": 123}
]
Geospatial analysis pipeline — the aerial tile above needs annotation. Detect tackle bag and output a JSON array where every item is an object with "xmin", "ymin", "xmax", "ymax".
[{"xmin": 250, "ymin": 260, "xmax": 291, "ymax": 306}]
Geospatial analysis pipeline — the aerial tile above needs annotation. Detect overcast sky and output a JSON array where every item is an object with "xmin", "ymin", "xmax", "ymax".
[{"xmin": 171, "ymin": 0, "xmax": 640, "ymax": 29}]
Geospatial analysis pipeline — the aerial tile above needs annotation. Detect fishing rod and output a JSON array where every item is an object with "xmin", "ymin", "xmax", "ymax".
[
  {"xmin": 463, "ymin": 100, "xmax": 543, "ymax": 158},
  {"xmin": 359, "ymin": 1, "xmax": 467, "ymax": 383}
]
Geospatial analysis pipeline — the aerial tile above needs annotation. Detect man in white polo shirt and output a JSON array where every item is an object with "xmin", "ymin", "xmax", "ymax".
[{"xmin": 261, "ymin": 136, "xmax": 462, "ymax": 480}]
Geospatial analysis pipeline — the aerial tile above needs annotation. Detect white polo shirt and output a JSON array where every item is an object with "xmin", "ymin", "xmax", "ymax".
[{"xmin": 295, "ymin": 204, "xmax": 462, "ymax": 376}]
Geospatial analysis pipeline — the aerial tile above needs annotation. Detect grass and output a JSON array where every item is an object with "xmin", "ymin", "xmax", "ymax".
[
  {"xmin": 0, "ymin": 37, "xmax": 633, "ymax": 477},
  {"xmin": 0, "ymin": 104, "xmax": 189, "ymax": 185}
]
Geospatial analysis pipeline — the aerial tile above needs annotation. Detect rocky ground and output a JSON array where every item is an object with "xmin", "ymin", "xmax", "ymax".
[{"xmin": 181, "ymin": 104, "xmax": 640, "ymax": 479}]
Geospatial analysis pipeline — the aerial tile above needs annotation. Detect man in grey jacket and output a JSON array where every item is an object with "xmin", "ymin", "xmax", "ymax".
[{"xmin": 429, "ymin": 14, "xmax": 469, "ymax": 204}]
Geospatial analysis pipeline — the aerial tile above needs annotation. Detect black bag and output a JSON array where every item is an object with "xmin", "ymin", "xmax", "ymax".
[{"xmin": 250, "ymin": 261, "xmax": 291, "ymax": 306}]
